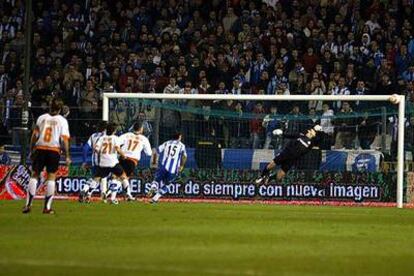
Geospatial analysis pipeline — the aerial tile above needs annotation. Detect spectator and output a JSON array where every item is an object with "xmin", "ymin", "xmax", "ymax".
[
  {"xmin": 303, "ymin": 47, "xmax": 319, "ymax": 73},
  {"xmin": 308, "ymin": 78, "xmax": 326, "ymax": 112},
  {"xmin": 353, "ymin": 80, "xmax": 370, "ymax": 111},
  {"xmin": 267, "ymin": 67, "xmax": 288, "ymax": 95},
  {"xmin": 63, "ymin": 64, "xmax": 84, "ymax": 87},
  {"xmin": 405, "ymin": 81, "xmax": 414, "ymax": 104},
  {"xmin": 214, "ymin": 81, "xmax": 229, "ymax": 95},
  {"xmin": 402, "ymin": 65, "xmax": 414, "ymax": 83},
  {"xmin": 263, "ymin": 106, "xmax": 283, "ymax": 150},
  {"xmin": 376, "ymin": 74, "xmax": 395, "ymax": 95},
  {"xmin": 229, "ymin": 102, "xmax": 250, "ymax": 148},
  {"xmin": 222, "ymin": 7, "xmax": 238, "ymax": 32},
  {"xmin": 389, "ymin": 115, "xmax": 412, "ymax": 161},
  {"xmin": 285, "ymin": 105, "xmax": 305, "ymax": 142},
  {"xmin": 0, "ymin": 0, "xmax": 412, "ymax": 151},
  {"xmin": 250, "ymin": 102, "xmax": 264, "ymax": 149},
  {"xmin": 358, "ymin": 112, "xmax": 379, "ymax": 150},
  {"xmin": 334, "ymin": 102, "xmax": 357, "ymax": 149},
  {"xmin": 0, "ymin": 15, "xmax": 16, "ymax": 39},
  {"xmin": 395, "ymin": 45, "xmax": 413, "ymax": 76},
  {"xmin": 163, "ymin": 77, "xmax": 180, "ymax": 94},
  {"xmin": 161, "ymin": 77, "xmax": 181, "ymax": 143},
  {"xmin": 80, "ymin": 80, "xmax": 98, "ymax": 114},
  {"xmin": 320, "ymin": 103, "xmax": 335, "ymax": 150},
  {"xmin": 180, "ymin": 81, "xmax": 199, "ymax": 147},
  {"xmin": 289, "ymin": 61, "xmax": 306, "ymax": 85},
  {"xmin": 0, "ymin": 64, "xmax": 8, "ymax": 97},
  {"xmin": 331, "ymin": 77, "xmax": 351, "ymax": 111},
  {"xmin": 230, "ymin": 77, "xmax": 242, "ymax": 95},
  {"xmin": 8, "ymin": 94, "xmax": 30, "ymax": 145},
  {"xmin": 405, "ymin": 116, "xmax": 414, "ymax": 160},
  {"xmin": 255, "ymin": 71, "xmax": 269, "ymax": 93},
  {"xmin": 250, "ymin": 52, "xmax": 268, "ymax": 85}
]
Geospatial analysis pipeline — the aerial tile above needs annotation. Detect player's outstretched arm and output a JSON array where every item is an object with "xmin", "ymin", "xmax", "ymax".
[{"xmin": 272, "ymin": 128, "xmax": 303, "ymax": 139}]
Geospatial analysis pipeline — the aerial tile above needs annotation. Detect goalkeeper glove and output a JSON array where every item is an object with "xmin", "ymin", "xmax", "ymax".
[
  {"xmin": 313, "ymin": 125, "xmax": 322, "ymax": 132},
  {"xmin": 272, "ymin": 129, "xmax": 283, "ymax": 136}
]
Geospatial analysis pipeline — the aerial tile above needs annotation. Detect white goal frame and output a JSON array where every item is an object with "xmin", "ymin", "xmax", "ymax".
[{"xmin": 103, "ymin": 93, "xmax": 406, "ymax": 208}]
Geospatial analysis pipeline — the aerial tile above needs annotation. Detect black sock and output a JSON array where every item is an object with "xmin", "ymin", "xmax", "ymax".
[
  {"xmin": 261, "ymin": 167, "xmax": 270, "ymax": 177},
  {"xmin": 88, "ymin": 186, "xmax": 95, "ymax": 194},
  {"xmin": 26, "ymin": 194, "xmax": 34, "ymax": 207}
]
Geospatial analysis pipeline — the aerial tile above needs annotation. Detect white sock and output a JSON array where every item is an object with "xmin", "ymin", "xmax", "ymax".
[
  {"xmin": 84, "ymin": 178, "xmax": 96, "ymax": 193},
  {"xmin": 122, "ymin": 179, "xmax": 132, "ymax": 198},
  {"xmin": 100, "ymin": 178, "xmax": 108, "ymax": 196},
  {"xmin": 111, "ymin": 190, "xmax": 117, "ymax": 201},
  {"xmin": 44, "ymin": 180, "xmax": 55, "ymax": 210},
  {"xmin": 110, "ymin": 179, "xmax": 121, "ymax": 201},
  {"xmin": 152, "ymin": 192, "xmax": 162, "ymax": 202},
  {"xmin": 83, "ymin": 183, "xmax": 90, "ymax": 193},
  {"xmin": 26, "ymin": 178, "xmax": 38, "ymax": 207},
  {"xmin": 150, "ymin": 181, "xmax": 158, "ymax": 191}
]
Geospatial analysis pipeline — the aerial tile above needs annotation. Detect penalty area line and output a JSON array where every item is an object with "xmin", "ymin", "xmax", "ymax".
[
  {"xmin": 37, "ymin": 196, "xmax": 414, "ymax": 208},
  {"xmin": 0, "ymin": 258, "xmax": 264, "ymax": 276}
]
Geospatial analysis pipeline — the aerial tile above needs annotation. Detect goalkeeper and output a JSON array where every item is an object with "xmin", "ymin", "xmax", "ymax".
[{"xmin": 255, "ymin": 125, "xmax": 324, "ymax": 184}]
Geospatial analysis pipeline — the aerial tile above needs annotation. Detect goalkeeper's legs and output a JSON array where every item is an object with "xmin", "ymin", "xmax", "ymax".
[
  {"xmin": 255, "ymin": 161, "xmax": 276, "ymax": 184},
  {"xmin": 276, "ymin": 170, "xmax": 286, "ymax": 181}
]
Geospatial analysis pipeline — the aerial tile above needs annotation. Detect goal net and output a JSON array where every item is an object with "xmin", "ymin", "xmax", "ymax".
[{"xmin": 103, "ymin": 93, "xmax": 408, "ymax": 208}]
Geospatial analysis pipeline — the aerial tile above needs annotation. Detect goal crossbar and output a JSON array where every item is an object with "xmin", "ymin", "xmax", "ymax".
[{"xmin": 103, "ymin": 93, "xmax": 406, "ymax": 208}]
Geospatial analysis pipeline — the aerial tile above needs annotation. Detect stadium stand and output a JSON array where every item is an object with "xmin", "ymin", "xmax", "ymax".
[{"xmin": 0, "ymin": 0, "xmax": 413, "ymax": 155}]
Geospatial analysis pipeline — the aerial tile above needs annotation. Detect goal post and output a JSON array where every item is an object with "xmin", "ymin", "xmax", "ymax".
[{"xmin": 103, "ymin": 93, "xmax": 406, "ymax": 208}]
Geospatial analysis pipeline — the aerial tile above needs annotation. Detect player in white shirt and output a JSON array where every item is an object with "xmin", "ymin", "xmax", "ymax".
[
  {"xmin": 148, "ymin": 132, "xmax": 187, "ymax": 203},
  {"xmin": 83, "ymin": 123, "xmax": 125, "ymax": 204},
  {"xmin": 117, "ymin": 121, "xmax": 153, "ymax": 201},
  {"xmin": 23, "ymin": 99, "xmax": 71, "ymax": 214},
  {"xmin": 82, "ymin": 121, "xmax": 107, "ymax": 170},
  {"xmin": 79, "ymin": 121, "xmax": 107, "ymax": 202}
]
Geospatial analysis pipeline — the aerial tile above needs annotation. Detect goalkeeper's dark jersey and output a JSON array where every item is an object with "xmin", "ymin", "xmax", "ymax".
[
  {"xmin": 282, "ymin": 133, "xmax": 313, "ymax": 159},
  {"xmin": 273, "ymin": 132, "xmax": 325, "ymax": 172}
]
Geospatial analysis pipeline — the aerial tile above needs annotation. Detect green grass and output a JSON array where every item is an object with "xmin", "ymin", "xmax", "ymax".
[{"xmin": 1, "ymin": 201, "xmax": 414, "ymax": 276}]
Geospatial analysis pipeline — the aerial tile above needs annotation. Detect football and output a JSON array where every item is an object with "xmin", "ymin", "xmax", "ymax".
[{"xmin": 389, "ymin": 94, "xmax": 401, "ymax": 104}]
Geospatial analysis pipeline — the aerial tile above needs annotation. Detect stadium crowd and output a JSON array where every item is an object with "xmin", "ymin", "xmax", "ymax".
[{"xmin": 0, "ymin": 0, "xmax": 413, "ymax": 153}]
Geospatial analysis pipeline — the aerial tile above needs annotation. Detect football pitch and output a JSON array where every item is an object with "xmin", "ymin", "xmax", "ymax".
[{"xmin": 1, "ymin": 200, "xmax": 414, "ymax": 275}]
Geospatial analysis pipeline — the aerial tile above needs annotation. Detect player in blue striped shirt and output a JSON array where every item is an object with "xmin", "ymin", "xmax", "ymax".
[
  {"xmin": 148, "ymin": 132, "xmax": 187, "ymax": 203},
  {"xmin": 79, "ymin": 121, "xmax": 107, "ymax": 202}
]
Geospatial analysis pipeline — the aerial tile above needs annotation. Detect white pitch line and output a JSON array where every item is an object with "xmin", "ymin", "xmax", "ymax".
[{"xmin": 0, "ymin": 258, "xmax": 267, "ymax": 276}]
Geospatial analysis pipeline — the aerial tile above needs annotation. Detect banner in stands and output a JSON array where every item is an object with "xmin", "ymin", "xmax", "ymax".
[
  {"xmin": 0, "ymin": 165, "xmax": 398, "ymax": 202},
  {"xmin": 320, "ymin": 150, "xmax": 382, "ymax": 172},
  {"xmin": 4, "ymin": 147, "xmax": 384, "ymax": 171}
]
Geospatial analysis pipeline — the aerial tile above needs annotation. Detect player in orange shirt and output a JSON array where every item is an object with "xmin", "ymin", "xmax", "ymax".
[{"xmin": 22, "ymin": 99, "xmax": 71, "ymax": 214}]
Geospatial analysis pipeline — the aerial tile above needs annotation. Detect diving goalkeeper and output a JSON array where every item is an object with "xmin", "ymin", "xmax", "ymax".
[{"xmin": 255, "ymin": 125, "xmax": 324, "ymax": 184}]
